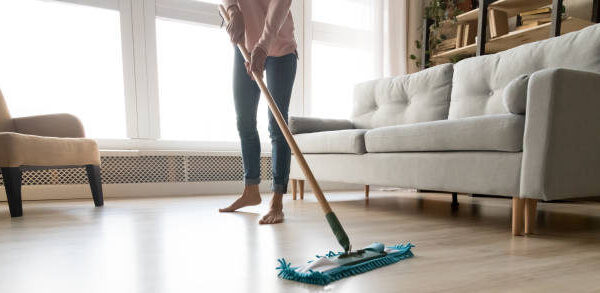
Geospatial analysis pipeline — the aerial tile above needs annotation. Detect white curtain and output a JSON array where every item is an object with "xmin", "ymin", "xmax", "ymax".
[
  {"xmin": 382, "ymin": 0, "xmax": 409, "ymax": 76},
  {"xmin": 380, "ymin": 0, "xmax": 423, "ymax": 76}
]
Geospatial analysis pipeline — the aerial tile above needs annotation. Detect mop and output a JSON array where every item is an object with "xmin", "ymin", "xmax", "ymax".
[{"xmin": 219, "ymin": 5, "xmax": 414, "ymax": 285}]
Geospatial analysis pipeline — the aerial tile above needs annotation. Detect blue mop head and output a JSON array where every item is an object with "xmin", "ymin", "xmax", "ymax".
[{"xmin": 276, "ymin": 242, "xmax": 414, "ymax": 285}]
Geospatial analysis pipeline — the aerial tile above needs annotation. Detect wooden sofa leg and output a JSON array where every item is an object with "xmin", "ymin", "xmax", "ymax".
[
  {"xmin": 291, "ymin": 179, "xmax": 297, "ymax": 200},
  {"xmin": 85, "ymin": 165, "xmax": 104, "ymax": 207},
  {"xmin": 512, "ymin": 197, "xmax": 525, "ymax": 236},
  {"xmin": 365, "ymin": 185, "xmax": 370, "ymax": 198},
  {"xmin": 525, "ymin": 199, "xmax": 538, "ymax": 235},
  {"xmin": 299, "ymin": 180, "xmax": 305, "ymax": 200},
  {"xmin": 1, "ymin": 167, "xmax": 23, "ymax": 217}
]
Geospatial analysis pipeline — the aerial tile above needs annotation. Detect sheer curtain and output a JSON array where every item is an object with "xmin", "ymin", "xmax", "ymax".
[
  {"xmin": 383, "ymin": 0, "xmax": 425, "ymax": 75},
  {"xmin": 382, "ymin": 0, "xmax": 409, "ymax": 76},
  {"xmin": 381, "ymin": 0, "xmax": 423, "ymax": 76}
]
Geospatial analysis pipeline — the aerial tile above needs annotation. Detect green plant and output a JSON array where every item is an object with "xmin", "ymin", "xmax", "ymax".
[{"xmin": 413, "ymin": 0, "xmax": 467, "ymax": 68}]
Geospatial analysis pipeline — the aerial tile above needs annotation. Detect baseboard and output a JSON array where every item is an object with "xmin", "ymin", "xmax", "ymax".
[{"xmin": 0, "ymin": 181, "xmax": 361, "ymax": 201}]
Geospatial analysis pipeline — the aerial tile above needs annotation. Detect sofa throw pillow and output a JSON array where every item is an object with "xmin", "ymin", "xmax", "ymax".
[{"xmin": 503, "ymin": 74, "xmax": 529, "ymax": 114}]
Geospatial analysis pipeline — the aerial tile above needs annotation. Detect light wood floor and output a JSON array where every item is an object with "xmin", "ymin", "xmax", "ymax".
[{"xmin": 2, "ymin": 191, "xmax": 600, "ymax": 293}]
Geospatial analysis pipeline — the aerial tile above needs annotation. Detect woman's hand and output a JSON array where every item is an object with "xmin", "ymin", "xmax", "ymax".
[
  {"xmin": 226, "ymin": 5, "xmax": 245, "ymax": 44},
  {"xmin": 245, "ymin": 46, "xmax": 267, "ymax": 80}
]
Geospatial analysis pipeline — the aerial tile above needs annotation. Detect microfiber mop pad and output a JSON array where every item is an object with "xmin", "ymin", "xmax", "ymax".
[{"xmin": 276, "ymin": 242, "xmax": 414, "ymax": 285}]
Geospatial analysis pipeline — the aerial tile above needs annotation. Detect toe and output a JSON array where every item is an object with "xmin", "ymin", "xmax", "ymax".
[
  {"xmin": 259, "ymin": 215, "xmax": 267, "ymax": 224},
  {"xmin": 260, "ymin": 215, "xmax": 273, "ymax": 224},
  {"xmin": 274, "ymin": 215, "xmax": 283, "ymax": 224}
]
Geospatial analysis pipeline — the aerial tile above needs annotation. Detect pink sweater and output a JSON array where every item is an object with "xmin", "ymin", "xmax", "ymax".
[{"xmin": 223, "ymin": 0, "xmax": 297, "ymax": 57}]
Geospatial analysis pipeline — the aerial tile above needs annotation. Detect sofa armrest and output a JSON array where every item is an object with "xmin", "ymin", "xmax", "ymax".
[
  {"xmin": 288, "ymin": 116, "xmax": 354, "ymax": 134},
  {"xmin": 520, "ymin": 68, "xmax": 600, "ymax": 200},
  {"xmin": 12, "ymin": 113, "xmax": 85, "ymax": 138}
]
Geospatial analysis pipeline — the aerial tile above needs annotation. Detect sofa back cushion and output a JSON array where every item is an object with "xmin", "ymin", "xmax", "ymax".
[
  {"xmin": 351, "ymin": 64, "xmax": 453, "ymax": 129},
  {"xmin": 449, "ymin": 23, "xmax": 600, "ymax": 119}
]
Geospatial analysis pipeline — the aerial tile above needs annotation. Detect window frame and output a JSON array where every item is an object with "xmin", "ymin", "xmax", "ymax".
[
  {"xmin": 30, "ymin": 0, "xmax": 291, "ymax": 151},
  {"xmin": 7, "ymin": 0, "xmax": 305, "ymax": 151},
  {"xmin": 303, "ymin": 0, "xmax": 384, "ymax": 117}
]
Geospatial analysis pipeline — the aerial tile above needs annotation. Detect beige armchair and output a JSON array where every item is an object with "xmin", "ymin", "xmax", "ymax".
[{"xmin": 0, "ymin": 89, "xmax": 103, "ymax": 217}]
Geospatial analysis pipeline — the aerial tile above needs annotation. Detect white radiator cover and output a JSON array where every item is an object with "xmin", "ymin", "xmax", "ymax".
[{"xmin": 0, "ymin": 150, "xmax": 359, "ymax": 201}]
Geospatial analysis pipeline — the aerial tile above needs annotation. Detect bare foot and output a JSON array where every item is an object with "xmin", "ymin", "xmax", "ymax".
[
  {"xmin": 219, "ymin": 185, "xmax": 261, "ymax": 212},
  {"xmin": 259, "ymin": 208, "xmax": 284, "ymax": 224},
  {"xmin": 259, "ymin": 193, "xmax": 284, "ymax": 224}
]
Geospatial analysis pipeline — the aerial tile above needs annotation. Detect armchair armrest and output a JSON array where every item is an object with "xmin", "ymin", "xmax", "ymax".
[
  {"xmin": 12, "ymin": 113, "xmax": 85, "ymax": 138},
  {"xmin": 520, "ymin": 68, "xmax": 600, "ymax": 200},
  {"xmin": 288, "ymin": 116, "xmax": 354, "ymax": 134}
]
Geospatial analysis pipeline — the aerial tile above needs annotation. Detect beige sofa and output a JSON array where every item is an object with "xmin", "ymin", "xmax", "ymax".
[
  {"xmin": 289, "ymin": 24, "xmax": 600, "ymax": 235},
  {"xmin": 0, "ymin": 90, "xmax": 102, "ymax": 217}
]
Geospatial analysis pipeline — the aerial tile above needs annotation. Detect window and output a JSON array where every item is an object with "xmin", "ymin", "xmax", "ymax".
[
  {"xmin": 0, "ymin": 0, "xmax": 126, "ymax": 139},
  {"xmin": 312, "ymin": 0, "xmax": 374, "ymax": 30},
  {"xmin": 0, "ymin": 0, "xmax": 300, "ymax": 149},
  {"xmin": 156, "ymin": 18, "xmax": 270, "ymax": 142},
  {"xmin": 307, "ymin": 0, "xmax": 381, "ymax": 119},
  {"xmin": 310, "ymin": 42, "xmax": 374, "ymax": 118},
  {"xmin": 156, "ymin": 19, "xmax": 237, "ymax": 142}
]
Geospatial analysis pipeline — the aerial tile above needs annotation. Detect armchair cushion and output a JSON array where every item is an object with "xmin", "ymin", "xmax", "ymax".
[
  {"xmin": 294, "ymin": 129, "xmax": 367, "ymax": 154},
  {"xmin": 365, "ymin": 114, "xmax": 525, "ymax": 153},
  {"xmin": 288, "ymin": 116, "xmax": 354, "ymax": 134},
  {"xmin": 0, "ymin": 90, "xmax": 12, "ymax": 132},
  {"xmin": 0, "ymin": 132, "xmax": 100, "ymax": 167},
  {"xmin": 503, "ymin": 74, "xmax": 529, "ymax": 114},
  {"xmin": 12, "ymin": 113, "xmax": 85, "ymax": 138}
]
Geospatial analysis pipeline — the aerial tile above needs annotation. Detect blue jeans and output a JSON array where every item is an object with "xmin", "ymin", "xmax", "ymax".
[{"xmin": 233, "ymin": 48, "xmax": 297, "ymax": 194}]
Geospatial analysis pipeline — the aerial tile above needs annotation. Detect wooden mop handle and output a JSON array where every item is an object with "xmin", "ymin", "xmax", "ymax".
[{"xmin": 219, "ymin": 5, "xmax": 332, "ymax": 215}]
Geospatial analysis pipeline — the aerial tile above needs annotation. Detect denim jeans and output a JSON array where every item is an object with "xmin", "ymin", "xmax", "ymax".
[{"xmin": 233, "ymin": 47, "xmax": 297, "ymax": 194}]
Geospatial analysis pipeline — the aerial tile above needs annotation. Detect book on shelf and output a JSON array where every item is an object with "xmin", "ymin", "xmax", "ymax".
[
  {"xmin": 521, "ymin": 13, "xmax": 552, "ymax": 21},
  {"xmin": 490, "ymin": 9, "xmax": 509, "ymax": 38},
  {"xmin": 522, "ymin": 18, "xmax": 551, "ymax": 25},
  {"xmin": 519, "ymin": 7, "xmax": 551, "ymax": 16},
  {"xmin": 455, "ymin": 24, "xmax": 464, "ymax": 48},
  {"xmin": 462, "ymin": 21, "xmax": 477, "ymax": 46},
  {"xmin": 515, "ymin": 20, "xmax": 551, "ymax": 31}
]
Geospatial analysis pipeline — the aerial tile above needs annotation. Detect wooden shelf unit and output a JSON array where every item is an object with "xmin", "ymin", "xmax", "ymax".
[
  {"xmin": 456, "ymin": 9, "xmax": 479, "ymax": 23},
  {"xmin": 431, "ymin": 44, "xmax": 476, "ymax": 63},
  {"xmin": 431, "ymin": 17, "xmax": 594, "ymax": 63},
  {"xmin": 489, "ymin": 0, "xmax": 552, "ymax": 17},
  {"xmin": 487, "ymin": 17, "xmax": 593, "ymax": 51},
  {"xmin": 425, "ymin": 0, "xmax": 599, "ymax": 67}
]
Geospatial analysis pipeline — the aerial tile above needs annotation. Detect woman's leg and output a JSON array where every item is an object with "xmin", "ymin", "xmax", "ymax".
[
  {"xmin": 259, "ymin": 52, "xmax": 297, "ymax": 224},
  {"xmin": 220, "ymin": 48, "xmax": 263, "ymax": 212}
]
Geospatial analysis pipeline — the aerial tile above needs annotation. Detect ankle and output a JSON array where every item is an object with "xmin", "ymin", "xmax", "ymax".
[
  {"xmin": 270, "ymin": 193, "xmax": 283, "ymax": 210},
  {"xmin": 244, "ymin": 184, "xmax": 260, "ymax": 194}
]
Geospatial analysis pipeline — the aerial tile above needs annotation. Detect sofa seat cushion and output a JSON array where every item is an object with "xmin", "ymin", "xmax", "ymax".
[
  {"xmin": 294, "ymin": 129, "xmax": 367, "ymax": 154},
  {"xmin": 365, "ymin": 114, "xmax": 525, "ymax": 153},
  {"xmin": 0, "ymin": 132, "xmax": 100, "ymax": 167}
]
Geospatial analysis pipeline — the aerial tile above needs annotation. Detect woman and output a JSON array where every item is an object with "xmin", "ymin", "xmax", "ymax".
[{"xmin": 218, "ymin": 0, "xmax": 297, "ymax": 225}]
